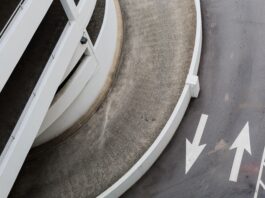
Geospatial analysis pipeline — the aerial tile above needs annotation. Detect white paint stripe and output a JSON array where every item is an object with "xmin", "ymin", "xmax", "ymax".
[
  {"xmin": 229, "ymin": 122, "xmax": 251, "ymax": 182},
  {"xmin": 193, "ymin": 114, "xmax": 208, "ymax": 144},
  {"xmin": 185, "ymin": 114, "xmax": 208, "ymax": 174},
  {"xmin": 98, "ymin": 0, "xmax": 203, "ymax": 196},
  {"xmin": 229, "ymin": 149, "xmax": 244, "ymax": 182},
  {"xmin": 260, "ymin": 181, "xmax": 265, "ymax": 190},
  {"xmin": 254, "ymin": 146, "xmax": 265, "ymax": 198}
]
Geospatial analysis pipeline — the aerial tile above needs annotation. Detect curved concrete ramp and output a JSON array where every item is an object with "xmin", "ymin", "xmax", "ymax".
[{"xmin": 10, "ymin": 0, "xmax": 196, "ymax": 197}]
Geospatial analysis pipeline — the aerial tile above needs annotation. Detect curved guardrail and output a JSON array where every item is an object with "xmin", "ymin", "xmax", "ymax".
[{"xmin": 98, "ymin": 0, "xmax": 202, "ymax": 197}]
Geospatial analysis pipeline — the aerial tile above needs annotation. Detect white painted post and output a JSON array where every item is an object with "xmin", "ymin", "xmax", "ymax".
[{"xmin": 186, "ymin": 74, "xmax": 200, "ymax": 98}]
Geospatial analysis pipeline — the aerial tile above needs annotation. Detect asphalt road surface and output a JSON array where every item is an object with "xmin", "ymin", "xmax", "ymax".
[{"xmin": 124, "ymin": 0, "xmax": 265, "ymax": 197}]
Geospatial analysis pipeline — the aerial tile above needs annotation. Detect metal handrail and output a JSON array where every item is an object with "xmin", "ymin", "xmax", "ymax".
[{"xmin": 0, "ymin": 0, "xmax": 26, "ymax": 39}]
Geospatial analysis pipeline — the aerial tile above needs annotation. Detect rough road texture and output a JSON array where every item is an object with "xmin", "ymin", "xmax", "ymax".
[{"xmin": 10, "ymin": 0, "xmax": 195, "ymax": 197}]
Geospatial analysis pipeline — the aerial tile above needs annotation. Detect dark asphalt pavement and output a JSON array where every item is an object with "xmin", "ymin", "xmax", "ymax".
[{"xmin": 124, "ymin": 0, "xmax": 265, "ymax": 197}]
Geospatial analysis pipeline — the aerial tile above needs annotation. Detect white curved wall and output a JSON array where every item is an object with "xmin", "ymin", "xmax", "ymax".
[{"xmin": 35, "ymin": 0, "xmax": 122, "ymax": 146}]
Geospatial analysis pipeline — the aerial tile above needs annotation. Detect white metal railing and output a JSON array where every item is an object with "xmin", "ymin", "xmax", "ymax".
[
  {"xmin": 0, "ymin": 0, "xmax": 103, "ymax": 197},
  {"xmin": 36, "ymin": 34, "xmax": 98, "ymax": 141},
  {"xmin": 0, "ymin": 0, "xmax": 25, "ymax": 38},
  {"xmin": 0, "ymin": 0, "xmax": 53, "ymax": 92}
]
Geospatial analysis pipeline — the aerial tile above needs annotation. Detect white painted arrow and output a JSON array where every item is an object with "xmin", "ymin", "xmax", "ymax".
[
  {"xmin": 186, "ymin": 114, "xmax": 208, "ymax": 174},
  {"xmin": 229, "ymin": 122, "xmax": 252, "ymax": 182}
]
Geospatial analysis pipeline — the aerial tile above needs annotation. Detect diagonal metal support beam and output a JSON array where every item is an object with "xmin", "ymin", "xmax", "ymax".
[{"xmin": 60, "ymin": 0, "xmax": 78, "ymax": 21}]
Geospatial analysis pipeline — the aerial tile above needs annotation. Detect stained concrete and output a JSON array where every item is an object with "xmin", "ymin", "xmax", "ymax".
[{"xmin": 10, "ymin": 0, "xmax": 196, "ymax": 197}]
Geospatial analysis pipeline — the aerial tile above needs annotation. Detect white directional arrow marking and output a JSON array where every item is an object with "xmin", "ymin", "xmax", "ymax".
[
  {"xmin": 229, "ymin": 122, "xmax": 252, "ymax": 182},
  {"xmin": 186, "ymin": 114, "xmax": 208, "ymax": 174}
]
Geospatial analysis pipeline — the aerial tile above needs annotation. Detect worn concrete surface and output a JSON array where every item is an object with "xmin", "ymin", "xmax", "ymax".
[
  {"xmin": 0, "ymin": 0, "xmax": 67, "ymax": 153},
  {"xmin": 124, "ymin": 1, "xmax": 265, "ymax": 198},
  {"xmin": 10, "ymin": 0, "xmax": 195, "ymax": 197}
]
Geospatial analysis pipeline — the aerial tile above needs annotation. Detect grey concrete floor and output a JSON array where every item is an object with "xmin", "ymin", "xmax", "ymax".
[
  {"xmin": 124, "ymin": 0, "xmax": 265, "ymax": 198},
  {"xmin": 9, "ymin": 0, "xmax": 195, "ymax": 197}
]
